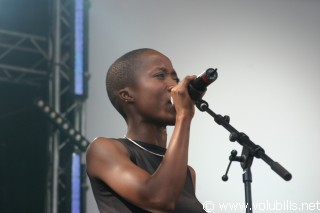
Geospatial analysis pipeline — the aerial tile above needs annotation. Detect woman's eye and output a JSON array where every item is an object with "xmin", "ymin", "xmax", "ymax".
[{"xmin": 155, "ymin": 73, "xmax": 166, "ymax": 79}]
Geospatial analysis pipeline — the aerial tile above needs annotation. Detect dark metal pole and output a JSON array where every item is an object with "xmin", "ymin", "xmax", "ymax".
[{"xmin": 243, "ymin": 168, "xmax": 253, "ymax": 213}]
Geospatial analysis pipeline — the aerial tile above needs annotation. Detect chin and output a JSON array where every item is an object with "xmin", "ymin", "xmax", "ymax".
[
  {"xmin": 158, "ymin": 117, "xmax": 175, "ymax": 126},
  {"xmin": 157, "ymin": 112, "xmax": 176, "ymax": 126},
  {"xmin": 166, "ymin": 118, "xmax": 176, "ymax": 126},
  {"xmin": 167, "ymin": 121, "xmax": 175, "ymax": 126}
]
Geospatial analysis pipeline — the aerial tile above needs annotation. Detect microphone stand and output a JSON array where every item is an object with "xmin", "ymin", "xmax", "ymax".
[{"xmin": 195, "ymin": 99, "xmax": 292, "ymax": 213}]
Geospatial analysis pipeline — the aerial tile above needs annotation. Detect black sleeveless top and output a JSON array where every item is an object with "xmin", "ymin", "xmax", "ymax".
[{"xmin": 88, "ymin": 138, "xmax": 206, "ymax": 213}]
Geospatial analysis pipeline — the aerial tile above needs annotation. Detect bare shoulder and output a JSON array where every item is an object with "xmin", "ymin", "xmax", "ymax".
[
  {"xmin": 86, "ymin": 137, "xmax": 129, "ymax": 158},
  {"xmin": 86, "ymin": 137, "xmax": 130, "ymax": 177}
]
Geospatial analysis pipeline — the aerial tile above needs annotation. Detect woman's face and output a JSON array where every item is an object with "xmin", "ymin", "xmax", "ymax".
[{"xmin": 130, "ymin": 51, "xmax": 179, "ymax": 126}]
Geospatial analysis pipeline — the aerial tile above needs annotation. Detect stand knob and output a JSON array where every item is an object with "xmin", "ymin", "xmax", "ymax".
[
  {"xmin": 222, "ymin": 149, "xmax": 245, "ymax": 182},
  {"xmin": 222, "ymin": 174, "xmax": 228, "ymax": 181},
  {"xmin": 229, "ymin": 132, "xmax": 238, "ymax": 142},
  {"xmin": 224, "ymin": 115, "xmax": 230, "ymax": 123}
]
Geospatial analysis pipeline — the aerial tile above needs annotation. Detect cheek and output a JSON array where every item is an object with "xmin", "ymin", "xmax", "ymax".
[
  {"xmin": 134, "ymin": 83, "xmax": 166, "ymax": 110},
  {"xmin": 135, "ymin": 80, "xmax": 164, "ymax": 100},
  {"xmin": 136, "ymin": 89, "xmax": 163, "ymax": 108}
]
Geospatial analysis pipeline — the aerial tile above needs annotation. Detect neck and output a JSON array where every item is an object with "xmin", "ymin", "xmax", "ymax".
[{"xmin": 125, "ymin": 122, "xmax": 167, "ymax": 148}]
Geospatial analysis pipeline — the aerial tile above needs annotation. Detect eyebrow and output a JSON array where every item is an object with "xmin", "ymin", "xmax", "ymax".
[{"xmin": 159, "ymin": 67, "xmax": 177, "ymax": 75}]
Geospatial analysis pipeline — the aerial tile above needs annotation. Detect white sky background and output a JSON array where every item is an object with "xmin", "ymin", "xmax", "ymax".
[{"xmin": 86, "ymin": 0, "xmax": 320, "ymax": 212}]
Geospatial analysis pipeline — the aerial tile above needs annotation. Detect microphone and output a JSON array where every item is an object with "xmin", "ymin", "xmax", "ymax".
[{"xmin": 188, "ymin": 68, "xmax": 218, "ymax": 100}]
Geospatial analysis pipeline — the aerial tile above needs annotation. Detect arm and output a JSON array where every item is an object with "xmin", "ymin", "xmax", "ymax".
[{"xmin": 86, "ymin": 76, "xmax": 196, "ymax": 212}]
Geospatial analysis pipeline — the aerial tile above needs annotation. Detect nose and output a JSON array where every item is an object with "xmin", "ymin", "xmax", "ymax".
[
  {"xmin": 166, "ymin": 78, "xmax": 177, "ymax": 91},
  {"xmin": 167, "ymin": 85, "xmax": 174, "ymax": 92}
]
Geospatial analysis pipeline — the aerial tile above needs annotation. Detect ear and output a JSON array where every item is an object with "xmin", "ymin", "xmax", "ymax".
[{"xmin": 118, "ymin": 87, "xmax": 134, "ymax": 103}]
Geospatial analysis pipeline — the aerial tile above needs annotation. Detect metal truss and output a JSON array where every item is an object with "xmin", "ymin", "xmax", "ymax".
[
  {"xmin": 48, "ymin": 0, "xmax": 88, "ymax": 213},
  {"xmin": 0, "ymin": 0, "xmax": 88, "ymax": 212},
  {"xmin": 0, "ymin": 29, "xmax": 49, "ymax": 86}
]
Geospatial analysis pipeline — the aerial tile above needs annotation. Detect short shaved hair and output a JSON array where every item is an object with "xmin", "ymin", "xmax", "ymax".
[{"xmin": 106, "ymin": 48, "xmax": 157, "ymax": 119}]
